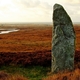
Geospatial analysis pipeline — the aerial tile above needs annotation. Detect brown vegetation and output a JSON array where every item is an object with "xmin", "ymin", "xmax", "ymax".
[
  {"xmin": 0, "ymin": 26, "xmax": 52, "ymax": 52},
  {"xmin": 0, "ymin": 26, "xmax": 52, "ymax": 66},
  {"xmin": 0, "ymin": 24, "xmax": 80, "ymax": 80},
  {"xmin": 0, "ymin": 51, "xmax": 51, "ymax": 66},
  {"xmin": 0, "ymin": 25, "xmax": 80, "ymax": 65},
  {"xmin": 0, "ymin": 71, "xmax": 28, "ymax": 80},
  {"xmin": 43, "ymin": 68, "xmax": 80, "ymax": 80}
]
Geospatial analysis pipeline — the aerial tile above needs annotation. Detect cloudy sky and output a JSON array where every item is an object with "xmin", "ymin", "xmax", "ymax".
[{"xmin": 0, "ymin": 0, "xmax": 80, "ymax": 23}]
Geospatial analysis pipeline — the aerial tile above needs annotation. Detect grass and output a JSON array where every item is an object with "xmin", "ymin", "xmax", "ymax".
[
  {"xmin": 43, "ymin": 68, "xmax": 80, "ymax": 80},
  {"xmin": 0, "ymin": 64, "xmax": 80, "ymax": 80},
  {"xmin": 0, "ymin": 71, "xmax": 28, "ymax": 80},
  {"xmin": 0, "ymin": 65, "xmax": 51, "ymax": 80}
]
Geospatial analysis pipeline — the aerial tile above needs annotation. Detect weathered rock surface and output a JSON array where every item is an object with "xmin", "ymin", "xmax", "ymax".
[{"xmin": 52, "ymin": 4, "xmax": 75, "ymax": 73}]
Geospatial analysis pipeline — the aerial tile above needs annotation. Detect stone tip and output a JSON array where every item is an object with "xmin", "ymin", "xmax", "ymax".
[{"xmin": 53, "ymin": 3, "xmax": 63, "ymax": 10}]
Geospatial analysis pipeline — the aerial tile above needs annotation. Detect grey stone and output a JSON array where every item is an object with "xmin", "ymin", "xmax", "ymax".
[{"xmin": 52, "ymin": 4, "xmax": 75, "ymax": 73}]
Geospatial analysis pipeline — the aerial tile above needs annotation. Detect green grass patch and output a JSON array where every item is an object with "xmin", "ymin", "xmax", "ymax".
[{"xmin": 0, "ymin": 65, "xmax": 51, "ymax": 80}]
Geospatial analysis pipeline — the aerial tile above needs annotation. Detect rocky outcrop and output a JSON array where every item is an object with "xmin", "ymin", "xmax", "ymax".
[{"xmin": 52, "ymin": 4, "xmax": 75, "ymax": 73}]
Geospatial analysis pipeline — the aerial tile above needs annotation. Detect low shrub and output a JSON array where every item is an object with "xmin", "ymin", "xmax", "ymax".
[
  {"xmin": 0, "ymin": 50, "xmax": 51, "ymax": 66},
  {"xmin": 0, "ymin": 50, "xmax": 79, "ymax": 66}
]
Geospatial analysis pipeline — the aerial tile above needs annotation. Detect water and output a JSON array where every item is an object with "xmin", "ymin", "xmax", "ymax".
[{"xmin": 0, "ymin": 29, "xmax": 19, "ymax": 34}]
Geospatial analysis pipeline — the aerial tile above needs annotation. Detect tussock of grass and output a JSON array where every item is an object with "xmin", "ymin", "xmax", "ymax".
[
  {"xmin": 0, "ymin": 71, "xmax": 28, "ymax": 80},
  {"xmin": 43, "ymin": 68, "xmax": 80, "ymax": 80}
]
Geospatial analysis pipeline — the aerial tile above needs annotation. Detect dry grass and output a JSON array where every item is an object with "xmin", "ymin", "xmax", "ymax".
[
  {"xmin": 0, "ymin": 24, "xmax": 80, "ymax": 80},
  {"xmin": 43, "ymin": 68, "xmax": 80, "ymax": 80},
  {"xmin": 0, "ymin": 71, "xmax": 28, "ymax": 80},
  {"xmin": 0, "ymin": 26, "xmax": 52, "ymax": 52}
]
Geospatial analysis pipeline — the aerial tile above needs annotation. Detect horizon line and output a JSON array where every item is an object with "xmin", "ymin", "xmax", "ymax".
[{"xmin": 0, "ymin": 22, "xmax": 80, "ymax": 24}]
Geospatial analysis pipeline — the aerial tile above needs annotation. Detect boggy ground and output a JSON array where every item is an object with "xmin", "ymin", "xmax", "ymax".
[{"xmin": 0, "ymin": 24, "xmax": 80, "ymax": 80}]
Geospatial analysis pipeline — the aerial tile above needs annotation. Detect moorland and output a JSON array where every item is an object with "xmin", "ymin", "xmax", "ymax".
[{"xmin": 0, "ymin": 24, "xmax": 80, "ymax": 80}]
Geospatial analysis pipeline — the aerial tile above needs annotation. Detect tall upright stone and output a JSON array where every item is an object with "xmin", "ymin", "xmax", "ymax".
[{"xmin": 52, "ymin": 4, "xmax": 75, "ymax": 73}]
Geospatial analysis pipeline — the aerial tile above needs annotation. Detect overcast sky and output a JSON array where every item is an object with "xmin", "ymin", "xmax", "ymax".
[{"xmin": 0, "ymin": 0, "xmax": 80, "ymax": 23}]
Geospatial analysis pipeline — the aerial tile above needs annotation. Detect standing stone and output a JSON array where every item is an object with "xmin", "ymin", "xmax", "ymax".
[{"xmin": 52, "ymin": 4, "xmax": 75, "ymax": 73}]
